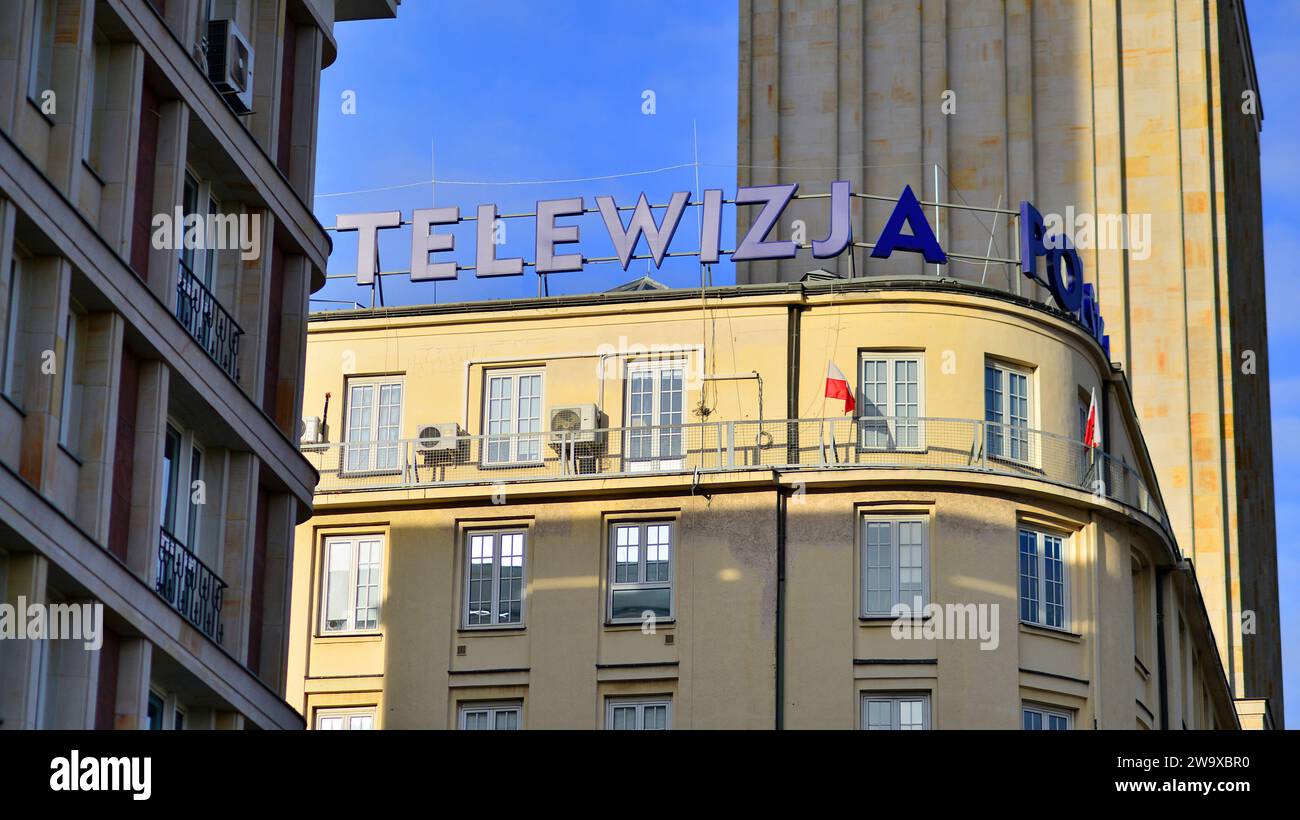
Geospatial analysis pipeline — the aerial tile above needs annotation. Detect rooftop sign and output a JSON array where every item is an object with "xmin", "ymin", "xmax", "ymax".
[{"xmin": 333, "ymin": 182, "xmax": 1109, "ymax": 357}]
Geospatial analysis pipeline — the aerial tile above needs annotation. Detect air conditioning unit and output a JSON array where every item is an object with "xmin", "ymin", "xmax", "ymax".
[
  {"xmin": 416, "ymin": 422, "xmax": 466, "ymax": 465},
  {"xmin": 301, "ymin": 416, "xmax": 324, "ymax": 446},
  {"xmin": 206, "ymin": 19, "xmax": 255, "ymax": 115},
  {"xmin": 548, "ymin": 404, "xmax": 604, "ymax": 449}
]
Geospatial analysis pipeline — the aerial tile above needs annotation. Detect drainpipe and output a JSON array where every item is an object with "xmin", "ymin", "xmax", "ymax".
[
  {"xmin": 776, "ymin": 480, "xmax": 787, "ymax": 730},
  {"xmin": 1156, "ymin": 566, "xmax": 1170, "ymax": 728}
]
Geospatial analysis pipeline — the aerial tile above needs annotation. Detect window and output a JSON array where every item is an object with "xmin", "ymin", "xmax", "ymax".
[
  {"xmin": 316, "ymin": 707, "xmax": 375, "ymax": 730},
  {"xmin": 160, "ymin": 424, "xmax": 205, "ymax": 551},
  {"xmin": 483, "ymin": 369, "xmax": 543, "ymax": 465},
  {"xmin": 861, "ymin": 517, "xmax": 928, "ymax": 616},
  {"xmin": 606, "ymin": 698, "xmax": 670, "ymax": 730},
  {"xmin": 172, "ymin": 706, "xmax": 185, "ymax": 731},
  {"xmin": 343, "ymin": 376, "xmax": 403, "ymax": 473},
  {"xmin": 861, "ymin": 694, "xmax": 930, "ymax": 730},
  {"xmin": 985, "ymin": 362, "xmax": 1033, "ymax": 462},
  {"xmin": 180, "ymin": 172, "xmax": 223, "ymax": 289},
  {"xmin": 3, "ymin": 258, "xmax": 24, "ymax": 402},
  {"xmin": 1022, "ymin": 704, "xmax": 1071, "ymax": 730},
  {"xmin": 624, "ymin": 360, "xmax": 684, "ymax": 470},
  {"xmin": 84, "ymin": 28, "xmax": 110, "ymax": 171},
  {"xmin": 146, "ymin": 691, "xmax": 165, "ymax": 731},
  {"xmin": 608, "ymin": 521, "xmax": 674, "ymax": 623},
  {"xmin": 1019, "ymin": 528, "xmax": 1068, "ymax": 630},
  {"xmin": 459, "ymin": 702, "xmax": 522, "ymax": 730},
  {"xmin": 57, "ymin": 309, "xmax": 82, "ymax": 451},
  {"xmin": 463, "ymin": 530, "xmax": 525, "ymax": 627},
  {"xmin": 858, "ymin": 353, "xmax": 923, "ymax": 450},
  {"xmin": 27, "ymin": 0, "xmax": 56, "ymax": 104},
  {"xmin": 1131, "ymin": 556, "xmax": 1150, "ymax": 665},
  {"xmin": 321, "ymin": 535, "xmax": 383, "ymax": 633}
]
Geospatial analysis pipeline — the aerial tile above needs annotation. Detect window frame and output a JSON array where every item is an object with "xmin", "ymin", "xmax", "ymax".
[
  {"xmin": 160, "ymin": 421, "xmax": 206, "ymax": 553},
  {"xmin": 857, "ymin": 351, "xmax": 925, "ymax": 452},
  {"xmin": 606, "ymin": 520, "xmax": 676, "ymax": 625},
  {"xmin": 319, "ymin": 534, "xmax": 385, "ymax": 635},
  {"xmin": 458, "ymin": 701, "xmax": 523, "ymax": 730},
  {"xmin": 83, "ymin": 27, "xmax": 111, "ymax": 173},
  {"xmin": 1018, "ymin": 527, "xmax": 1070, "ymax": 631},
  {"xmin": 1022, "ymin": 703, "xmax": 1072, "ymax": 730},
  {"xmin": 180, "ymin": 170, "xmax": 222, "ymax": 291},
  {"xmin": 461, "ymin": 529, "xmax": 528, "ymax": 629},
  {"xmin": 623, "ymin": 358, "xmax": 687, "ymax": 471},
  {"xmin": 984, "ymin": 360, "xmax": 1036, "ymax": 465},
  {"xmin": 315, "ymin": 706, "xmax": 376, "ymax": 730},
  {"xmin": 3, "ymin": 257, "xmax": 25, "ymax": 403},
  {"xmin": 605, "ymin": 697, "xmax": 671, "ymax": 730},
  {"xmin": 341, "ymin": 375, "xmax": 405, "ymax": 476},
  {"xmin": 860, "ymin": 516, "xmax": 930, "ymax": 617},
  {"xmin": 860, "ymin": 693, "xmax": 931, "ymax": 730},
  {"xmin": 480, "ymin": 367, "xmax": 546, "ymax": 467},
  {"xmin": 57, "ymin": 308, "xmax": 81, "ymax": 451},
  {"xmin": 26, "ymin": 0, "xmax": 57, "ymax": 106}
]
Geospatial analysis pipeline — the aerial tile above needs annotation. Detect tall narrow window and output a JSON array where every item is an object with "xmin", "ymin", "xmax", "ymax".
[
  {"xmin": 624, "ymin": 360, "xmax": 684, "ymax": 470},
  {"xmin": 160, "ymin": 426, "xmax": 181, "ymax": 533},
  {"xmin": 858, "ymin": 353, "xmax": 923, "ymax": 450},
  {"xmin": 58, "ymin": 310, "xmax": 81, "ymax": 451},
  {"xmin": 861, "ymin": 517, "xmax": 928, "ymax": 616},
  {"xmin": 3, "ymin": 259, "xmax": 24, "ymax": 402},
  {"xmin": 608, "ymin": 521, "xmax": 674, "ymax": 622},
  {"xmin": 343, "ymin": 376, "xmax": 403, "ymax": 473},
  {"xmin": 459, "ymin": 702, "xmax": 522, "ymax": 730},
  {"xmin": 483, "ymin": 370, "xmax": 543, "ymax": 465},
  {"xmin": 321, "ymin": 535, "xmax": 383, "ymax": 633},
  {"xmin": 27, "ymin": 0, "xmax": 56, "ymax": 104},
  {"xmin": 985, "ymin": 362, "xmax": 1033, "ymax": 462},
  {"xmin": 84, "ymin": 28, "xmax": 111, "ymax": 172},
  {"xmin": 1019, "ymin": 528, "xmax": 1067, "ymax": 629},
  {"xmin": 463, "ymin": 530, "xmax": 526, "ymax": 627},
  {"xmin": 862, "ymin": 694, "xmax": 930, "ymax": 730},
  {"xmin": 606, "ymin": 699, "xmax": 670, "ymax": 730}
]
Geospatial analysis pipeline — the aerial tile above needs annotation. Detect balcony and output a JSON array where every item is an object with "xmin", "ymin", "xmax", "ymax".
[
  {"xmin": 300, "ymin": 417, "xmax": 1170, "ymax": 531},
  {"xmin": 175, "ymin": 260, "xmax": 243, "ymax": 383},
  {"xmin": 156, "ymin": 527, "xmax": 227, "ymax": 643}
]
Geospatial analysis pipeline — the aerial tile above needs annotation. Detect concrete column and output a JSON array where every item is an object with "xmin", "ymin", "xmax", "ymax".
[
  {"xmin": 74, "ymin": 311, "xmax": 125, "ymax": 543},
  {"xmin": 146, "ymin": 99, "xmax": 189, "ymax": 305},
  {"xmin": 256, "ymin": 492, "xmax": 296, "ymax": 692},
  {"xmin": 125, "ymin": 360, "xmax": 169, "ymax": 583},
  {"xmin": 275, "ymin": 254, "xmax": 311, "ymax": 435},
  {"xmin": 46, "ymin": 0, "xmax": 94, "ymax": 196},
  {"xmin": 0, "ymin": 552, "xmax": 49, "ymax": 730},
  {"xmin": 237, "ymin": 206, "xmax": 273, "ymax": 401},
  {"xmin": 17, "ymin": 256, "xmax": 72, "ymax": 492},
  {"xmin": 249, "ymin": 0, "xmax": 285, "ymax": 152},
  {"xmin": 0, "ymin": 0, "xmax": 22, "ymax": 134},
  {"xmin": 220, "ymin": 452, "xmax": 259, "ymax": 660},
  {"xmin": 94, "ymin": 42, "xmax": 146, "ymax": 257},
  {"xmin": 287, "ymin": 25, "xmax": 323, "ymax": 198},
  {"xmin": 43, "ymin": 597, "xmax": 100, "ymax": 729},
  {"xmin": 214, "ymin": 710, "xmax": 245, "ymax": 730},
  {"xmin": 112, "ymin": 637, "xmax": 152, "ymax": 729}
]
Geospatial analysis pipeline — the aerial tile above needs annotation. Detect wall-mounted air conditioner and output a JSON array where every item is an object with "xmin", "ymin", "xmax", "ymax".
[
  {"xmin": 206, "ymin": 19, "xmax": 255, "ymax": 115},
  {"xmin": 548, "ymin": 404, "xmax": 604, "ymax": 449},
  {"xmin": 417, "ymin": 422, "xmax": 466, "ymax": 465},
  {"xmin": 301, "ymin": 416, "xmax": 324, "ymax": 446}
]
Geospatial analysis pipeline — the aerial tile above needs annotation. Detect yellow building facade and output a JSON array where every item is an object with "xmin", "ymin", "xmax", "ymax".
[{"xmin": 287, "ymin": 277, "xmax": 1237, "ymax": 729}]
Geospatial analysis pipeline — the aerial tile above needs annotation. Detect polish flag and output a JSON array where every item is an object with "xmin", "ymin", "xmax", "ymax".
[
  {"xmin": 1084, "ymin": 387, "xmax": 1101, "ymax": 449},
  {"xmin": 825, "ymin": 361, "xmax": 856, "ymax": 414}
]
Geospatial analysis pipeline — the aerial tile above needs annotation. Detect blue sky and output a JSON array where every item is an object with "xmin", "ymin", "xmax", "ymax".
[{"xmin": 315, "ymin": 0, "xmax": 1296, "ymax": 725}]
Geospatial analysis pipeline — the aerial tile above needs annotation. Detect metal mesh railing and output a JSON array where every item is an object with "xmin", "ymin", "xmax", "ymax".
[{"xmin": 301, "ymin": 417, "xmax": 1169, "ymax": 531}]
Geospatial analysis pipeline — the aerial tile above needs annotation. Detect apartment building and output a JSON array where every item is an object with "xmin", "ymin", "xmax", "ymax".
[
  {"xmin": 736, "ymin": 0, "xmax": 1280, "ymax": 727},
  {"xmin": 0, "ymin": 0, "xmax": 397, "ymax": 730},
  {"xmin": 288, "ymin": 275, "xmax": 1236, "ymax": 729}
]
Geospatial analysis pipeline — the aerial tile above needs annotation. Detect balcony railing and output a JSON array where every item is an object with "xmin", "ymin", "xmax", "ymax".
[
  {"xmin": 301, "ymin": 417, "xmax": 1170, "ymax": 532},
  {"xmin": 156, "ymin": 527, "xmax": 226, "ymax": 644},
  {"xmin": 175, "ymin": 260, "xmax": 243, "ymax": 383}
]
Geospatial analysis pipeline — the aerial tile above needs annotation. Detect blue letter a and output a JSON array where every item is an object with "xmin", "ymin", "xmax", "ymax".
[{"xmin": 871, "ymin": 185, "xmax": 947, "ymax": 264}]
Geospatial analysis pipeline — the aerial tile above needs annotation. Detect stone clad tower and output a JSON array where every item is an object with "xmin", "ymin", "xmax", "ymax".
[{"xmin": 737, "ymin": 0, "xmax": 1280, "ymax": 727}]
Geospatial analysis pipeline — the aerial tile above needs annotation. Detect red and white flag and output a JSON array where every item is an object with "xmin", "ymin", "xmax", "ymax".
[
  {"xmin": 825, "ymin": 361, "xmax": 855, "ymax": 414},
  {"xmin": 1083, "ymin": 387, "xmax": 1101, "ymax": 449}
]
